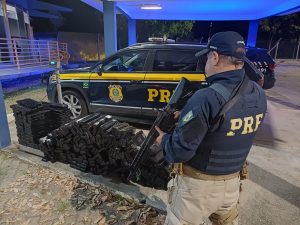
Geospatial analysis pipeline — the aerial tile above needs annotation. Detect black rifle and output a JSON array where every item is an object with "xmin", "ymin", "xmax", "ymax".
[
  {"xmin": 243, "ymin": 56, "xmax": 264, "ymax": 83},
  {"xmin": 128, "ymin": 77, "xmax": 198, "ymax": 180}
]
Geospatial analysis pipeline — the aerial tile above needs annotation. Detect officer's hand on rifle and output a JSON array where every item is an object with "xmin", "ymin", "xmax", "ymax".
[
  {"xmin": 149, "ymin": 143, "xmax": 164, "ymax": 164},
  {"xmin": 174, "ymin": 111, "xmax": 181, "ymax": 120},
  {"xmin": 155, "ymin": 126, "xmax": 166, "ymax": 145},
  {"xmin": 147, "ymin": 126, "xmax": 166, "ymax": 163}
]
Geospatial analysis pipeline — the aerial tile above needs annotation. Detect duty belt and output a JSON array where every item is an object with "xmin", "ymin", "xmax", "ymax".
[{"xmin": 182, "ymin": 163, "xmax": 239, "ymax": 181}]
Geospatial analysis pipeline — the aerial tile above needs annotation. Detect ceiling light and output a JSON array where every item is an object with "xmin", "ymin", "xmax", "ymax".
[{"xmin": 141, "ymin": 4, "xmax": 162, "ymax": 10}]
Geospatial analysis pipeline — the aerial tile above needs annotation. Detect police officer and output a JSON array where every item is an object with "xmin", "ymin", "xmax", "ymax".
[{"xmin": 154, "ymin": 31, "xmax": 267, "ymax": 225}]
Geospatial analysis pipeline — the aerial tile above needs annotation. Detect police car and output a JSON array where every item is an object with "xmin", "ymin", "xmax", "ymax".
[{"xmin": 47, "ymin": 39, "xmax": 275, "ymax": 121}]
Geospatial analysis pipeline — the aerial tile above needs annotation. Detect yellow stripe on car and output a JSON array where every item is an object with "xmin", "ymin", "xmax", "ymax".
[
  {"xmin": 144, "ymin": 73, "xmax": 206, "ymax": 82},
  {"xmin": 60, "ymin": 73, "xmax": 145, "ymax": 81},
  {"xmin": 90, "ymin": 73, "xmax": 145, "ymax": 80},
  {"xmin": 59, "ymin": 72, "xmax": 206, "ymax": 82},
  {"xmin": 59, "ymin": 73, "xmax": 91, "ymax": 80}
]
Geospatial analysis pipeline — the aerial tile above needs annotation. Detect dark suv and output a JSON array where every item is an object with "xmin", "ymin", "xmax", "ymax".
[
  {"xmin": 246, "ymin": 47, "xmax": 276, "ymax": 89},
  {"xmin": 47, "ymin": 42, "xmax": 275, "ymax": 122}
]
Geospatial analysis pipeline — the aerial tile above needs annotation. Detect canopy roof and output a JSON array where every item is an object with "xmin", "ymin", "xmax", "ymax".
[{"xmin": 82, "ymin": 0, "xmax": 300, "ymax": 20}]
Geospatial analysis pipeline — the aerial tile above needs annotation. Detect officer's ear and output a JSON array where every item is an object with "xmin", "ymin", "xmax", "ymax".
[{"xmin": 210, "ymin": 51, "xmax": 220, "ymax": 66}]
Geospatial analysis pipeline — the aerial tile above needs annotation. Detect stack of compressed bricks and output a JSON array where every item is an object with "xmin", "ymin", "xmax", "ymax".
[
  {"xmin": 11, "ymin": 99, "xmax": 72, "ymax": 149},
  {"xmin": 39, "ymin": 113, "xmax": 170, "ymax": 189},
  {"xmin": 11, "ymin": 99, "xmax": 170, "ymax": 189},
  {"xmin": 40, "ymin": 113, "xmax": 145, "ymax": 178}
]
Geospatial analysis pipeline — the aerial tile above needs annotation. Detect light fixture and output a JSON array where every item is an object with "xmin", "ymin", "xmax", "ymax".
[{"xmin": 141, "ymin": 4, "xmax": 162, "ymax": 10}]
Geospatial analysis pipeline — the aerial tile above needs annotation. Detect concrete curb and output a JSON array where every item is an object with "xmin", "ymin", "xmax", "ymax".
[{"xmin": 7, "ymin": 113, "xmax": 15, "ymax": 123}]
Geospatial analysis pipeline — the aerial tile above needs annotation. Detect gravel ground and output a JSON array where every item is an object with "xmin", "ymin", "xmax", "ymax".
[
  {"xmin": 0, "ymin": 150, "xmax": 165, "ymax": 225},
  {"xmin": 4, "ymin": 86, "xmax": 48, "ymax": 114}
]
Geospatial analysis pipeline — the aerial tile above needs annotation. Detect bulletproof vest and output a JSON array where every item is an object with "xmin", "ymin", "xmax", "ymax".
[{"xmin": 187, "ymin": 80, "xmax": 267, "ymax": 175}]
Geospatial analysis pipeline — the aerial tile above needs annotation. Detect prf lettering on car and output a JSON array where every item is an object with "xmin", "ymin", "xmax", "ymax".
[
  {"xmin": 227, "ymin": 113, "xmax": 264, "ymax": 136},
  {"xmin": 147, "ymin": 89, "xmax": 174, "ymax": 102}
]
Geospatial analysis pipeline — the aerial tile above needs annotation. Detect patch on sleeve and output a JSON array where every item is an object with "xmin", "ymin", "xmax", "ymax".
[
  {"xmin": 181, "ymin": 116, "xmax": 206, "ymax": 143},
  {"xmin": 180, "ymin": 110, "xmax": 194, "ymax": 126}
]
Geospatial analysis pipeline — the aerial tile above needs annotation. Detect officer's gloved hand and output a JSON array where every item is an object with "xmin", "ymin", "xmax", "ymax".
[
  {"xmin": 149, "ymin": 143, "xmax": 164, "ymax": 164},
  {"xmin": 174, "ymin": 111, "xmax": 181, "ymax": 121}
]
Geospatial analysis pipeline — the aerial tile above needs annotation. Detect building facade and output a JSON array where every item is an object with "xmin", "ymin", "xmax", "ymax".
[{"xmin": 0, "ymin": 1, "xmax": 33, "ymax": 39}]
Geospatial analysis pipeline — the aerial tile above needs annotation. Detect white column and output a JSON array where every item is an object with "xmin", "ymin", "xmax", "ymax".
[{"xmin": 1, "ymin": 0, "xmax": 14, "ymax": 61}]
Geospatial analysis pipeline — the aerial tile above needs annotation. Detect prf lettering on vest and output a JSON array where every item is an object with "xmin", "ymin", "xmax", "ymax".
[
  {"xmin": 226, "ymin": 113, "xmax": 264, "ymax": 136},
  {"xmin": 148, "ymin": 89, "xmax": 173, "ymax": 102}
]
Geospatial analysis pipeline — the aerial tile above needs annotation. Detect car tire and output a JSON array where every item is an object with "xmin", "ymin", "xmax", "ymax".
[
  {"xmin": 263, "ymin": 74, "xmax": 276, "ymax": 89},
  {"xmin": 61, "ymin": 90, "xmax": 88, "ymax": 119}
]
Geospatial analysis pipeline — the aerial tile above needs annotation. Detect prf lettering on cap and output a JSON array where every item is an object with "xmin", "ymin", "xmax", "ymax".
[
  {"xmin": 148, "ymin": 89, "xmax": 174, "ymax": 103},
  {"xmin": 227, "ymin": 113, "xmax": 264, "ymax": 136}
]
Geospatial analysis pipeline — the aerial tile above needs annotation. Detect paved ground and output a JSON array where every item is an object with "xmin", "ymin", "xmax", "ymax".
[
  {"xmin": 2, "ymin": 60, "xmax": 300, "ymax": 225},
  {"xmin": 240, "ymin": 60, "xmax": 300, "ymax": 225}
]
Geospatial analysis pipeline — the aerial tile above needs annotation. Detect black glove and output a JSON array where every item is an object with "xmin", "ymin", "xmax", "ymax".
[{"xmin": 149, "ymin": 143, "xmax": 164, "ymax": 164}]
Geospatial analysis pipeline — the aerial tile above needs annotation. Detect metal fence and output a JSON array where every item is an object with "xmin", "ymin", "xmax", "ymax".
[
  {"xmin": 0, "ymin": 38, "xmax": 68, "ymax": 74},
  {"xmin": 257, "ymin": 39, "xmax": 300, "ymax": 60}
]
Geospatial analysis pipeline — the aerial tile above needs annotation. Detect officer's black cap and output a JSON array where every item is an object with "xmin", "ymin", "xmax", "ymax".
[{"xmin": 196, "ymin": 31, "xmax": 246, "ymax": 60}]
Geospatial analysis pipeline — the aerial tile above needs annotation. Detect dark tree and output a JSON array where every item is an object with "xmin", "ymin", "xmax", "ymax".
[{"xmin": 259, "ymin": 13, "xmax": 300, "ymax": 50}]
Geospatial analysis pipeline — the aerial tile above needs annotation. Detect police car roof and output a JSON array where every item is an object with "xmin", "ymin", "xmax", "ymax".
[
  {"xmin": 125, "ymin": 42, "xmax": 206, "ymax": 51},
  {"xmin": 126, "ymin": 42, "xmax": 269, "ymax": 52},
  {"xmin": 119, "ymin": 42, "xmax": 273, "ymax": 63}
]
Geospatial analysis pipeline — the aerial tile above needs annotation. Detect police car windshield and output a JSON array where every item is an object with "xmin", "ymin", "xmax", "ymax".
[{"xmin": 90, "ymin": 62, "xmax": 102, "ymax": 71}]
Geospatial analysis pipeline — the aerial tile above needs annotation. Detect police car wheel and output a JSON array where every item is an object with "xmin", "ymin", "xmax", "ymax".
[
  {"xmin": 62, "ymin": 90, "xmax": 88, "ymax": 119},
  {"xmin": 262, "ymin": 77, "xmax": 275, "ymax": 89}
]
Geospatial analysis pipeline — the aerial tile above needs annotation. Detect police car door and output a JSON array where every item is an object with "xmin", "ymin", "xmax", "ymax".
[
  {"xmin": 88, "ymin": 50, "xmax": 148, "ymax": 117},
  {"xmin": 143, "ymin": 49, "xmax": 206, "ymax": 117}
]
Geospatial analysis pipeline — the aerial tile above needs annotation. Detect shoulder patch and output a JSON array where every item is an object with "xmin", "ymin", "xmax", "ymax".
[{"xmin": 180, "ymin": 110, "xmax": 194, "ymax": 126}]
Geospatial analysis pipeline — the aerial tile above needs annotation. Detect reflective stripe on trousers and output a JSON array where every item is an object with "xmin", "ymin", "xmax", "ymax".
[{"xmin": 164, "ymin": 175, "xmax": 240, "ymax": 225}]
